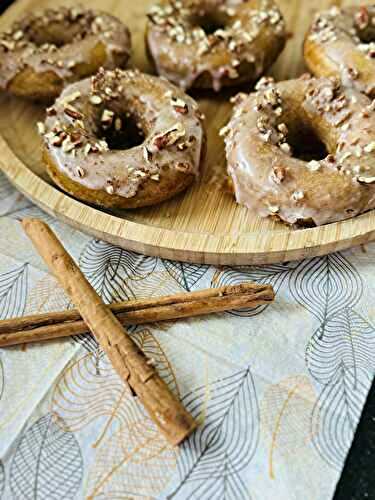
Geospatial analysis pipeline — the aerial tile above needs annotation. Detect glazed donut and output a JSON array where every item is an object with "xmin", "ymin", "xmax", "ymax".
[
  {"xmin": 304, "ymin": 5, "xmax": 375, "ymax": 97},
  {"xmin": 40, "ymin": 68, "xmax": 206, "ymax": 209},
  {"xmin": 0, "ymin": 7, "xmax": 131, "ymax": 100},
  {"xmin": 222, "ymin": 75, "xmax": 375, "ymax": 226},
  {"xmin": 146, "ymin": 0, "xmax": 286, "ymax": 91}
]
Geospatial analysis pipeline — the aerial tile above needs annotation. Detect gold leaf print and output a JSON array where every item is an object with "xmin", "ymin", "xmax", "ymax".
[
  {"xmin": 211, "ymin": 269, "xmax": 223, "ymax": 287},
  {"xmin": 0, "ymin": 358, "xmax": 4, "ymax": 401},
  {"xmin": 86, "ymin": 413, "xmax": 178, "ymax": 500},
  {"xmin": 51, "ymin": 352, "xmax": 137, "ymax": 446},
  {"xmin": 51, "ymin": 329, "xmax": 180, "ymax": 446},
  {"xmin": 127, "ymin": 270, "xmax": 184, "ymax": 299},
  {"xmin": 260, "ymin": 375, "xmax": 317, "ymax": 480},
  {"xmin": 134, "ymin": 328, "xmax": 180, "ymax": 398},
  {"xmin": 25, "ymin": 275, "xmax": 69, "ymax": 314},
  {"xmin": 196, "ymin": 355, "xmax": 211, "ymax": 426}
]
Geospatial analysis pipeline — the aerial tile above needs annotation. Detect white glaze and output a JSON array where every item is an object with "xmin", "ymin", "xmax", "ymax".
[
  {"xmin": 306, "ymin": 5, "xmax": 375, "ymax": 97},
  {"xmin": 0, "ymin": 7, "xmax": 131, "ymax": 92},
  {"xmin": 43, "ymin": 69, "xmax": 205, "ymax": 200},
  {"xmin": 146, "ymin": 0, "xmax": 286, "ymax": 91},
  {"xmin": 224, "ymin": 77, "xmax": 375, "ymax": 226}
]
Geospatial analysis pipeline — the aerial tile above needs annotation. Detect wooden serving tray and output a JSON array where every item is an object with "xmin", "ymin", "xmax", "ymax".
[{"xmin": 0, "ymin": 0, "xmax": 373, "ymax": 265}]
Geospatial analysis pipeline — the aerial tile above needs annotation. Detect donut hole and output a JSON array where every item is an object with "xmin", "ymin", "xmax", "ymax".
[
  {"xmin": 286, "ymin": 123, "xmax": 328, "ymax": 162},
  {"xmin": 355, "ymin": 23, "xmax": 375, "ymax": 44},
  {"xmin": 25, "ymin": 27, "xmax": 81, "ymax": 48},
  {"xmin": 191, "ymin": 12, "xmax": 227, "ymax": 35},
  {"xmin": 101, "ymin": 112, "xmax": 145, "ymax": 150},
  {"xmin": 24, "ymin": 17, "xmax": 92, "ymax": 48},
  {"xmin": 199, "ymin": 16, "xmax": 225, "ymax": 35},
  {"xmin": 354, "ymin": 15, "xmax": 375, "ymax": 44}
]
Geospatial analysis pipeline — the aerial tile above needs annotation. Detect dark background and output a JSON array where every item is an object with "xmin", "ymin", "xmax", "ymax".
[{"xmin": 0, "ymin": 0, "xmax": 374, "ymax": 498}]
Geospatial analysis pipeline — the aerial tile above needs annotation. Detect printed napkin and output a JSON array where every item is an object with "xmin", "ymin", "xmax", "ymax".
[{"xmin": 0, "ymin": 171, "xmax": 374, "ymax": 500}]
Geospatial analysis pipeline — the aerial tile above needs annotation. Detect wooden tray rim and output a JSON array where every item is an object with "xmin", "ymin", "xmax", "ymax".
[
  {"xmin": 1, "ymin": 0, "xmax": 375, "ymax": 264},
  {"xmin": 1, "ymin": 133, "xmax": 375, "ymax": 264}
]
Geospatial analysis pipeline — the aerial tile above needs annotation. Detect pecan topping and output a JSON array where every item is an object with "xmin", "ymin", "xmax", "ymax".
[
  {"xmin": 46, "ymin": 106, "xmax": 57, "ymax": 116},
  {"xmin": 90, "ymin": 95, "xmax": 102, "ymax": 105},
  {"xmin": 358, "ymin": 176, "xmax": 375, "ymax": 184},
  {"xmin": 271, "ymin": 165, "xmax": 286, "ymax": 183},
  {"xmin": 171, "ymin": 97, "xmax": 188, "ymax": 114},
  {"xmin": 64, "ymin": 106, "xmax": 83, "ymax": 120},
  {"xmin": 101, "ymin": 109, "xmax": 114, "ymax": 127},
  {"xmin": 355, "ymin": 6, "xmax": 369, "ymax": 30},
  {"xmin": 151, "ymin": 123, "xmax": 186, "ymax": 151}
]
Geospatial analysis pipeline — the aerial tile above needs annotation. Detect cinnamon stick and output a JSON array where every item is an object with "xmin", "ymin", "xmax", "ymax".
[
  {"xmin": 21, "ymin": 218, "xmax": 196, "ymax": 445},
  {"xmin": 0, "ymin": 283, "xmax": 274, "ymax": 347}
]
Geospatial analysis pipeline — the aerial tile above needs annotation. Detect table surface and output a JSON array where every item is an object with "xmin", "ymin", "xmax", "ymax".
[{"xmin": 0, "ymin": 1, "xmax": 375, "ymax": 499}]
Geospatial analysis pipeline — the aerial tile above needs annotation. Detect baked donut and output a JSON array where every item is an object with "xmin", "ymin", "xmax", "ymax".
[
  {"xmin": 146, "ymin": 0, "xmax": 286, "ymax": 91},
  {"xmin": 304, "ymin": 5, "xmax": 375, "ymax": 97},
  {"xmin": 40, "ymin": 68, "xmax": 206, "ymax": 209},
  {"xmin": 0, "ymin": 7, "xmax": 131, "ymax": 101},
  {"xmin": 222, "ymin": 75, "xmax": 375, "ymax": 226}
]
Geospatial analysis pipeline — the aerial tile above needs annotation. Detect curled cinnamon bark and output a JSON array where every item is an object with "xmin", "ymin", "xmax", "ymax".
[
  {"xmin": 22, "ymin": 218, "xmax": 196, "ymax": 445},
  {"xmin": 0, "ymin": 282, "xmax": 275, "ymax": 347}
]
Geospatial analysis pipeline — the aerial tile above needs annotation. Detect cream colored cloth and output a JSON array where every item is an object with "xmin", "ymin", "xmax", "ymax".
[{"xmin": 0, "ymin": 171, "xmax": 374, "ymax": 500}]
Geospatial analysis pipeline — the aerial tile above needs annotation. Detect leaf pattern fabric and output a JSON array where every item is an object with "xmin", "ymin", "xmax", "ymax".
[
  {"xmin": 0, "ymin": 265, "xmax": 28, "ymax": 320},
  {"xmin": 9, "ymin": 413, "xmax": 83, "ymax": 500},
  {"xmin": 162, "ymin": 260, "xmax": 209, "ymax": 291},
  {"xmin": 7, "ymin": 203, "xmax": 56, "ymax": 225},
  {"xmin": 211, "ymin": 263, "xmax": 295, "ymax": 316},
  {"xmin": 25, "ymin": 275, "xmax": 69, "ymax": 315},
  {"xmin": 0, "ymin": 359, "xmax": 3, "ymax": 403},
  {"xmin": 288, "ymin": 254, "xmax": 375, "ymax": 471},
  {"xmin": 51, "ymin": 328, "xmax": 178, "ymax": 443},
  {"xmin": 0, "ymin": 174, "xmax": 13, "ymax": 200},
  {"xmin": 79, "ymin": 240, "xmax": 138, "ymax": 304},
  {"xmin": 311, "ymin": 367, "xmax": 372, "ymax": 469},
  {"xmin": 289, "ymin": 254, "xmax": 363, "ymax": 323},
  {"xmin": 51, "ymin": 352, "xmax": 135, "ymax": 438},
  {"xmin": 80, "ymin": 239, "xmax": 157, "ymax": 296},
  {"xmin": 260, "ymin": 376, "xmax": 317, "ymax": 479},
  {"xmin": 0, "ymin": 172, "xmax": 30, "ymax": 217},
  {"xmin": 0, "ymin": 461, "xmax": 4, "ymax": 500},
  {"xmin": 0, "ymin": 205, "xmax": 375, "ymax": 499},
  {"xmin": 194, "ymin": 458, "xmax": 252, "ymax": 500},
  {"xmin": 169, "ymin": 368, "xmax": 259, "ymax": 498},
  {"xmin": 306, "ymin": 309, "xmax": 375, "ymax": 384},
  {"xmin": 86, "ymin": 418, "xmax": 178, "ymax": 499}
]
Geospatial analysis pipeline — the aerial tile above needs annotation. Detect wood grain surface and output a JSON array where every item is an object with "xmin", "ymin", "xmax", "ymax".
[{"xmin": 0, "ymin": 0, "xmax": 373, "ymax": 265}]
